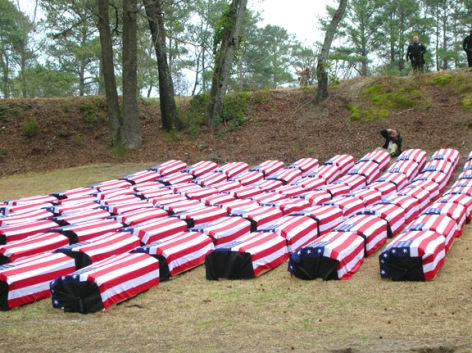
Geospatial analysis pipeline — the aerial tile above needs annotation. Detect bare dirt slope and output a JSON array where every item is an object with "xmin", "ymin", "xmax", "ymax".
[{"xmin": 0, "ymin": 69, "xmax": 471, "ymax": 177}]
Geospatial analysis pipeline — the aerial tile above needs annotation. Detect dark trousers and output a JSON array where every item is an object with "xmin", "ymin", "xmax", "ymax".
[
  {"xmin": 410, "ymin": 56, "xmax": 424, "ymax": 73},
  {"xmin": 466, "ymin": 51, "xmax": 472, "ymax": 68}
]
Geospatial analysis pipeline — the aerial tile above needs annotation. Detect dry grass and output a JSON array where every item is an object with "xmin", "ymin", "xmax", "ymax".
[{"xmin": 1, "ymin": 164, "xmax": 472, "ymax": 353}]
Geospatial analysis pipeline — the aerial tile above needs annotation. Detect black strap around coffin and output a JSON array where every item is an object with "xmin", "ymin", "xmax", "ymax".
[
  {"xmin": 205, "ymin": 251, "xmax": 255, "ymax": 280},
  {"xmin": 289, "ymin": 256, "xmax": 339, "ymax": 281},
  {"xmin": 0, "ymin": 281, "xmax": 10, "ymax": 311},
  {"xmin": 386, "ymin": 256, "xmax": 425, "ymax": 281},
  {"xmin": 155, "ymin": 254, "xmax": 171, "ymax": 281},
  {"xmin": 0, "ymin": 254, "xmax": 11, "ymax": 266},
  {"xmin": 58, "ymin": 230, "xmax": 79, "ymax": 244},
  {"xmin": 56, "ymin": 250, "xmax": 91, "ymax": 270},
  {"xmin": 53, "ymin": 281, "xmax": 104, "ymax": 314}
]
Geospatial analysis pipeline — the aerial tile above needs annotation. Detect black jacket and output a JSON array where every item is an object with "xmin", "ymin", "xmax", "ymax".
[
  {"xmin": 381, "ymin": 129, "xmax": 403, "ymax": 157},
  {"xmin": 406, "ymin": 42, "xmax": 426, "ymax": 60}
]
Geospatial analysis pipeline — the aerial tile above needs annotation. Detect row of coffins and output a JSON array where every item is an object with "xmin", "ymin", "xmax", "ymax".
[
  {"xmin": 288, "ymin": 148, "xmax": 471, "ymax": 281},
  {"xmin": 0, "ymin": 156, "xmax": 351, "ymax": 311},
  {"xmin": 379, "ymin": 150, "xmax": 472, "ymax": 281},
  {"xmin": 204, "ymin": 150, "xmax": 391, "ymax": 280},
  {"xmin": 0, "ymin": 150, "xmax": 470, "ymax": 312}
]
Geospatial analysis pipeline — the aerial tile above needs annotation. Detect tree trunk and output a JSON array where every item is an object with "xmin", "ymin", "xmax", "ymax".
[
  {"xmin": 143, "ymin": 0, "xmax": 181, "ymax": 131},
  {"xmin": 96, "ymin": 0, "xmax": 121, "ymax": 145},
  {"xmin": 122, "ymin": 0, "xmax": 142, "ymax": 148},
  {"xmin": 315, "ymin": 0, "xmax": 348, "ymax": 103},
  {"xmin": 207, "ymin": 0, "xmax": 248, "ymax": 128}
]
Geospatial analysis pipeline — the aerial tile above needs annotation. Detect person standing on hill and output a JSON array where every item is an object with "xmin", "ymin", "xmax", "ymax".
[
  {"xmin": 380, "ymin": 128, "xmax": 403, "ymax": 157},
  {"xmin": 406, "ymin": 35, "xmax": 427, "ymax": 73},
  {"xmin": 463, "ymin": 30, "xmax": 472, "ymax": 68}
]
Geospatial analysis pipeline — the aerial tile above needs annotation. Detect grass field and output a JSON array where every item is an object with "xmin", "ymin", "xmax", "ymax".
[{"xmin": 1, "ymin": 163, "xmax": 471, "ymax": 353}]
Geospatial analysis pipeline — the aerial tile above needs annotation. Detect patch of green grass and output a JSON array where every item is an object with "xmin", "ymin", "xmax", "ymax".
[
  {"xmin": 430, "ymin": 73, "xmax": 453, "ymax": 87},
  {"xmin": 250, "ymin": 88, "xmax": 270, "ymax": 104},
  {"xmin": 78, "ymin": 99, "xmax": 107, "ymax": 125},
  {"xmin": 166, "ymin": 125, "xmax": 183, "ymax": 143},
  {"xmin": 23, "ymin": 118, "xmax": 39, "ymax": 137},
  {"xmin": 112, "ymin": 143, "xmax": 129, "ymax": 159},
  {"xmin": 351, "ymin": 79, "xmax": 424, "ymax": 122},
  {"xmin": 348, "ymin": 104, "xmax": 362, "ymax": 122},
  {"xmin": 428, "ymin": 73, "xmax": 472, "ymax": 98},
  {"xmin": 72, "ymin": 134, "xmax": 84, "ymax": 146},
  {"xmin": 461, "ymin": 97, "xmax": 472, "ymax": 112}
]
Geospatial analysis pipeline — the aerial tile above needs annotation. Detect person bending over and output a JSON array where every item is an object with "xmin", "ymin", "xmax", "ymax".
[{"xmin": 381, "ymin": 128, "xmax": 402, "ymax": 157}]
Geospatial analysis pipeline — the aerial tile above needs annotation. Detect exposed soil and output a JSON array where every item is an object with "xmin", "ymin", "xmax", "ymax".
[{"xmin": 1, "ymin": 70, "xmax": 471, "ymax": 177}]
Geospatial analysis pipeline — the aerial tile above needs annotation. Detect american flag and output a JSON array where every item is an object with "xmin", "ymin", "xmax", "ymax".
[
  {"xmin": 176, "ymin": 205, "xmax": 228, "ymax": 227},
  {"xmin": 407, "ymin": 180, "xmax": 440, "ymax": 201},
  {"xmin": 358, "ymin": 203, "xmax": 406, "ymax": 238},
  {"xmin": 131, "ymin": 217, "xmax": 188, "ymax": 245},
  {"xmin": 333, "ymin": 214, "xmax": 388, "ymax": 256},
  {"xmin": 54, "ymin": 208, "xmax": 111, "ymax": 226},
  {"xmin": 379, "ymin": 230, "xmax": 446, "ymax": 281},
  {"xmin": 306, "ymin": 164, "xmax": 341, "ymax": 183},
  {"xmin": 0, "ymin": 219, "xmax": 59, "ymax": 245},
  {"xmin": 365, "ymin": 181, "xmax": 397, "ymax": 199},
  {"xmin": 0, "ymin": 232, "xmax": 69, "ymax": 264},
  {"xmin": 413, "ymin": 171, "xmax": 449, "ymax": 192},
  {"xmin": 182, "ymin": 160, "xmax": 218, "ymax": 177},
  {"xmin": 207, "ymin": 232, "xmax": 287, "ymax": 278},
  {"xmin": 91, "ymin": 179, "xmax": 132, "ymax": 192},
  {"xmin": 397, "ymin": 149, "xmax": 427, "ymax": 169},
  {"xmin": 230, "ymin": 170, "xmax": 264, "ymax": 186},
  {"xmin": 50, "ymin": 252, "xmax": 159, "ymax": 312},
  {"xmin": 349, "ymin": 189, "xmax": 382, "ymax": 208},
  {"xmin": 316, "ymin": 183, "xmax": 351, "ymax": 198},
  {"xmin": 213, "ymin": 161, "xmax": 249, "ymax": 178},
  {"xmin": 266, "ymin": 168, "xmax": 302, "ymax": 185},
  {"xmin": 405, "ymin": 214, "xmax": 458, "ymax": 252},
  {"xmin": 133, "ymin": 231, "xmax": 213, "ymax": 278},
  {"xmin": 229, "ymin": 206, "xmax": 283, "ymax": 231},
  {"xmin": 323, "ymin": 154, "xmax": 355, "ymax": 175},
  {"xmin": 55, "ymin": 231, "xmax": 141, "ymax": 269},
  {"xmin": 396, "ymin": 187, "xmax": 431, "ymax": 213},
  {"xmin": 357, "ymin": 149, "xmax": 390, "ymax": 171},
  {"xmin": 191, "ymin": 216, "xmax": 251, "ymax": 247},
  {"xmin": 288, "ymin": 231, "xmax": 364, "ymax": 280},
  {"xmin": 120, "ymin": 169, "xmax": 161, "ymax": 185},
  {"xmin": 185, "ymin": 187, "xmax": 219, "ymax": 201},
  {"xmin": 249, "ymin": 160, "xmax": 284, "ymax": 178},
  {"xmin": 263, "ymin": 215, "xmax": 318, "ymax": 254},
  {"xmin": 347, "ymin": 161, "xmax": 380, "ymax": 184},
  {"xmin": 0, "ymin": 209, "xmax": 54, "ymax": 227},
  {"xmin": 436, "ymin": 194, "xmax": 472, "ymax": 221},
  {"xmin": 290, "ymin": 176, "xmax": 326, "ymax": 191},
  {"xmin": 156, "ymin": 172, "xmax": 194, "ymax": 186},
  {"xmin": 334, "ymin": 174, "xmax": 367, "ymax": 191},
  {"xmin": 115, "ymin": 207, "xmax": 168, "ymax": 227},
  {"xmin": 386, "ymin": 160, "xmax": 420, "ymax": 182},
  {"xmin": 381, "ymin": 195, "xmax": 420, "ymax": 224},
  {"xmin": 1, "ymin": 252, "xmax": 76, "ymax": 310},
  {"xmin": 149, "ymin": 159, "xmax": 187, "ymax": 176},
  {"xmin": 53, "ymin": 218, "xmax": 123, "ymax": 244},
  {"xmin": 422, "ymin": 202, "xmax": 467, "ymax": 231},
  {"xmin": 323, "ymin": 195, "xmax": 365, "ymax": 220},
  {"xmin": 292, "ymin": 205, "xmax": 344, "ymax": 235},
  {"xmin": 191, "ymin": 171, "xmax": 227, "ymax": 187},
  {"xmin": 375, "ymin": 173, "xmax": 408, "ymax": 192},
  {"xmin": 287, "ymin": 157, "xmax": 319, "ymax": 173}
]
